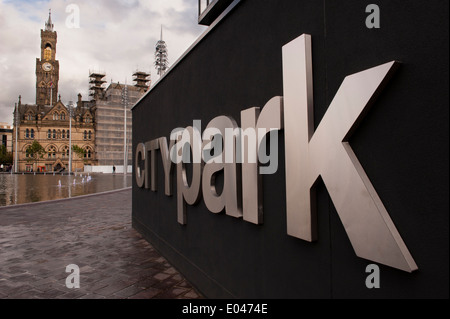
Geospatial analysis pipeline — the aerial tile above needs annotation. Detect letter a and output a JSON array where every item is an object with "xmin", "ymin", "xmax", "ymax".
[
  {"xmin": 65, "ymin": 264, "xmax": 80, "ymax": 289},
  {"xmin": 366, "ymin": 264, "xmax": 380, "ymax": 288},
  {"xmin": 366, "ymin": 4, "xmax": 380, "ymax": 29}
]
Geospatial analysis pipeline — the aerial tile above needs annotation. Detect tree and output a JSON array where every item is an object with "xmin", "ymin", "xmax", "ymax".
[
  {"xmin": 26, "ymin": 140, "xmax": 45, "ymax": 172},
  {"xmin": 0, "ymin": 145, "xmax": 13, "ymax": 167},
  {"xmin": 72, "ymin": 145, "xmax": 86, "ymax": 159}
]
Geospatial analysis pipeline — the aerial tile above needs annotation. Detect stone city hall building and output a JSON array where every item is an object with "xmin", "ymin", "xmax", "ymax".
[{"xmin": 12, "ymin": 12, "xmax": 149, "ymax": 172}]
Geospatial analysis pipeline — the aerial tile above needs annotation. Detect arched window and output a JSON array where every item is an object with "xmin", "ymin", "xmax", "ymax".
[
  {"xmin": 84, "ymin": 148, "xmax": 92, "ymax": 159},
  {"xmin": 26, "ymin": 148, "xmax": 30, "ymax": 158},
  {"xmin": 53, "ymin": 113, "xmax": 56, "ymax": 120},
  {"xmin": 53, "ymin": 129, "xmax": 56, "ymax": 139},
  {"xmin": 88, "ymin": 131, "xmax": 92, "ymax": 140},
  {"xmin": 25, "ymin": 129, "xmax": 30, "ymax": 139},
  {"xmin": 31, "ymin": 129, "xmax": 35, "ymax": 139},
  {"xmin": 57, "ymin": 130, "xmax": 61, "ymax": 139},
  {"xmin": 55, "ymin": 113, "xmax": 59, "ymax": 121},
  {"xmin": 67, "ymin": 130, "xmax": 70, "ymax": 139},
  {"xmin": 62, "ymin": 130, "xmax": 66, "ymax": 139},
  {"xmin": 85, "ymin": 117, "xmax": 91, "ymax": 124},
  {"xmin": 48, "ymin": 146, "xmax": 57, "ymax": 159},
  {"xmin": 48, "ymin": 129, "xmax": 51, "ymax": 139},
  {"xmin": 62, "ymin": 146, "xmax": 69, "ymax": 158},
  {"xmin": 84, "ymin": 130, "xmax": 87, "ymax": 140},
  {"xmin": 61, "ymin": 113, "xmax": 66, "ymax": 121},
  {"xmin": 44, "ymin": 45, "xmax": 52, "ymax": 61}
]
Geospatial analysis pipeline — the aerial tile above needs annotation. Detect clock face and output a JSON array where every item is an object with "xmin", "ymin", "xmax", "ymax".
[{"xmin": 42, "ymin": 62, "xmax": 52, "ymax": 72}]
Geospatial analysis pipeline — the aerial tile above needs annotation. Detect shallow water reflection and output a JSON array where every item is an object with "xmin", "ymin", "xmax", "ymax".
[{"xmin": 0, "ymin": 173, "xmax": 132, "ymax": 207}]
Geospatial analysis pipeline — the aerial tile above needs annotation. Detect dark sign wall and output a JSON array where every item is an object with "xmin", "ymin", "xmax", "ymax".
[{"xmin": 132, "ymin": 0, "xmax": 448, "ymax": 298}]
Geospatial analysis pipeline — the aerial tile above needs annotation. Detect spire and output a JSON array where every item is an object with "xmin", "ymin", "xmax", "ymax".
[{"xmin": 45, "ymin": 9, "xmax": 54, "ymax": 31}]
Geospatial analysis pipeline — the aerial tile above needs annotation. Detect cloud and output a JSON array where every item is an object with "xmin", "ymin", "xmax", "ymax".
[{"xmin": 0, "ymin": 0, "xmax": 206, "ymax": 125}]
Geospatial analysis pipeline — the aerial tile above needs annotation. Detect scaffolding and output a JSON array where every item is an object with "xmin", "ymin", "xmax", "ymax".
[
  {"xmin": 94, "ymin": 83, "xmax": 143, "ymax": 166},
  {"xmin": 133, "ymin": 71, "xmax": 150, "ymax": 92},
  {"xmin": 89, "ymin": 71, "xmax": 106, "ymax": 101}
]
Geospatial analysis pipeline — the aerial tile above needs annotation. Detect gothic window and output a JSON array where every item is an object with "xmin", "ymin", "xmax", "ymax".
[
  {"xmin": 67, "ymin": 130, "xmax": 70, "ymax": 139},
  {"xmin": 61, "ymin": 113, "xmax": 66, "ymax": 121},
  {"xmin": 44, "ymin": 46, "xmax": 52, "ymax": 61},
  {"xmin": 31, "ymin": 129, "xmax": 35, "ymax": 139},
  {"xmin": 25, "ymin": 129, "xmax": 30, "ymax": 139},
  {"xmin": 62, "ymin": 130, "xmax": 66, "ymax": 139},
  {"xmin": 84, "ymin": 130, "xmax": 87, "ymax": 140},
  {"xmin": 53, "ymin": 129, "xmax": 56, "ymax": 139},
  {"xmin": 88, "ymin": 131, "xmax": 92, "ymax": 140},
  {"xmin": 62, "ymin": 146, "xmax": 69, "ymax": 158},
  {"xmin": 57, "ymin": 130, "xmax": 61, "ymax": 139},
  {"xmin": 53, "ymin": 113, "xmax": 56, "ymax": 120},
  {"xmin": 85, "ymin": 116, "xmax": 91, "ymax": 123},
  {"xmin": 48, "ymin": 129, "xmax": 51, "ymax": 139},
  {"xmin": 84, "ymin": 147, "xmax": 92, "ymax": 159},
  {"xmin": 47, "ymin": 146, "xmax": 57, "ymax": 159}
]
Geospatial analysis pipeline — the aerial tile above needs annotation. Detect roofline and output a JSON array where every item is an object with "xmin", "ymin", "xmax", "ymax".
[{"xmin": 131, "ymin": 0, "xmax": 242, "ymax": 111}]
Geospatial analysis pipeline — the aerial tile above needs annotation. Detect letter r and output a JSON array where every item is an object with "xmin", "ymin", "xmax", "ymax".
[{"xmin": 282, "ymin": 34, "xmax": 417, "ymax": 272}]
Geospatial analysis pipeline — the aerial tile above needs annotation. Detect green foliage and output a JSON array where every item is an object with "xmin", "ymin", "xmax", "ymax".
[
  {"xmin": 72, "ymin": 145, "xmax": 86, "ymax": 158},
  {"xmin": 0, "ymin": 145, "xmax": 13, "ymax": 165},
  {"xmin": 26, "ymin": 140, "xmax": 46, "ymax": 168}
]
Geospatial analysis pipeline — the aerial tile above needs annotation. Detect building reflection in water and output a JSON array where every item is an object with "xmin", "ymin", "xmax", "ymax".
[{"xmin": 0, "ymin": 173, "xmax": 131, "ymax": 207}]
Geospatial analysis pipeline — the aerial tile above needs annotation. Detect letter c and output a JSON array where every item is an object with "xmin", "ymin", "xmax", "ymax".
[{"xmin": 135, "ymin": 143, "xmax": 145, "ymax": 188}]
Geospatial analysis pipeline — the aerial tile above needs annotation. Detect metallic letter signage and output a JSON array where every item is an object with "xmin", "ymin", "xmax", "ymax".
[
  {"xmin": 135, "ymin": 34, "xmax": 417, "ymax": 272},
  {"xmin": 282, "ymin": 34, "xmax": 417, "ymax": 272}
]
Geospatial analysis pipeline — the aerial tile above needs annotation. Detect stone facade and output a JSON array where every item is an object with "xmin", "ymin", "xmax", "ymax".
[
  {"xmin": 11, "ymin": 12, "xmax": 150, "ymax": 172},
  {"xmin": 12, "ymin": 12, "xmax": 95, "ymax": 173},
  {"xmin": 13, "ymin": 100, "xmax": 96, "ymax": 172}
]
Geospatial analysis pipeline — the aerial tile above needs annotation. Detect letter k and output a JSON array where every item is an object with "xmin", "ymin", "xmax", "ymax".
[{"xmin": 282, "ymin": 34, "xmax": 417, "ymax": 272}]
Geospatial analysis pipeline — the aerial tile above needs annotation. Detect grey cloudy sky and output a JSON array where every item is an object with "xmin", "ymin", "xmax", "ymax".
[{"xmin": 0, "ymin": 0, "xmax": 206, "ymax": 125}]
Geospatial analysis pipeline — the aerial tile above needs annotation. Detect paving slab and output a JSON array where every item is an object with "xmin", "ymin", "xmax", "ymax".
[{"xmin": 0, "ymin": 189, "xmax": 202, "ymax": 299}]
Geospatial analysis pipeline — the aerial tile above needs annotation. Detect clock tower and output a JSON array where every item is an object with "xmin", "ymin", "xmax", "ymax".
[{"xmin": 36, "ymin": 10, "xmax": 59, "ymax": 106}]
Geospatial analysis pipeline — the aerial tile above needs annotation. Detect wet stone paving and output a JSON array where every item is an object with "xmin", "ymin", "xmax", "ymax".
[{"xmin": 0, "ymin": 189, "xmax": 202, "ymax": 299}]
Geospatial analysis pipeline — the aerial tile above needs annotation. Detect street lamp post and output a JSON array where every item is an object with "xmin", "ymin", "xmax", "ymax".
[
  {"xmin": 68, "ymin": 101, "xmax": 73, "ymax": 175},
  {"xmin": 123, "ymin": 83, "xmax": 128, "ymax": 175},
  {"xmin": 14, "ymin": 103, "xmax": 19, "ymax": 173}
]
